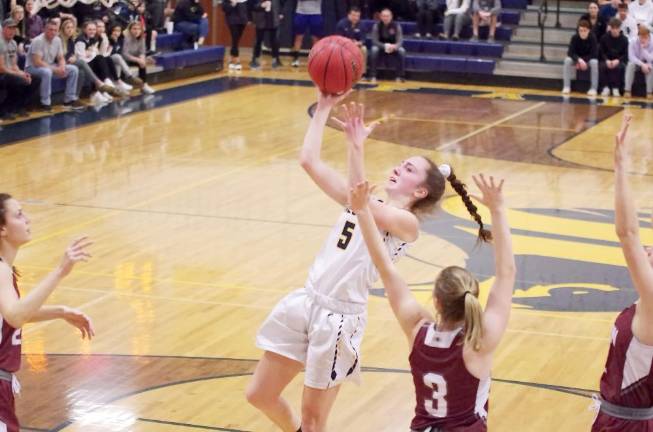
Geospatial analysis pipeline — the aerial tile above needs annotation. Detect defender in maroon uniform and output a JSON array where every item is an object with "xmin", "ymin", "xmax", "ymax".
[
  {"xmin": 351, "ymin": 173, "xmax": 515, "ymax": 432},
  {"xmin": 0, "ymin": 194, "xmax": 94, "ymax": 431},
  {"xmin": 592, "ymin": 115, "xmax": 653, "ymax": 431}
]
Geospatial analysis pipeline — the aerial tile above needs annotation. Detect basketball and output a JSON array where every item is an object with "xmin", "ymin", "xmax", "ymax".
[{"xmin": 307, "ymin": 35, "xmax": 365, "ymax": 95}]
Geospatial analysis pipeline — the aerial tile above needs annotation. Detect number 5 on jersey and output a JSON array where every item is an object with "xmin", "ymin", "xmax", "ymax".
[
  {"xmin": 337, "ymin": 221, "xmax": 356, "ymax": 250},
  {"xmin": 424, "ymin": 373, "xmax": 448, "ymax": 417}
]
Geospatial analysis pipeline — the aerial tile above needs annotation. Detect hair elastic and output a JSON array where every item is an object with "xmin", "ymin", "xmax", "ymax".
[{"xmin": 438, "ymin": 164, "xmax": 452, "ymax": 179}]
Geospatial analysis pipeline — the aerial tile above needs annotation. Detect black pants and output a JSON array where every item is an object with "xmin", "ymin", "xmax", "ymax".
[
  {"xmin": 147, "ymin": 0, "xmax": 166, "ymax": 31},
  {"xmin": 228, "ymin": 23, "xmax": 246, "ymax": 57},
  {"xmin": 88, "ymin": 56, "xmax": 117, "ymax": 82},
  {"xmin": 254, "ymin": 28, "xmax": 280, "ymax": 59},
  {"xmin": 599, "ymin": 61, "xmax": 625, "ymax": 90},
  {"xmin": 127, "ymin": 60, "xmax": 147, "ymax": 83},
  {"xmin": 0, "ymin": 73, "xmax": 40, "ymax": 113},
  {"xmin": 416, "ymin": 7, "xmax": 434, "ymax": 35}
]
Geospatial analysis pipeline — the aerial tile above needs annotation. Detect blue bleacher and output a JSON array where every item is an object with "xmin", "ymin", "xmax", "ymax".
[{"xmin": 154, "ymin": 33, "xmax": 225, "ymax": 70}]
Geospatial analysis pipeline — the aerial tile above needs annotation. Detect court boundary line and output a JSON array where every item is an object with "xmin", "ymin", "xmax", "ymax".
[{"xmin": 39, "ymin": 354, "xmax": 597, "ymax": 432}]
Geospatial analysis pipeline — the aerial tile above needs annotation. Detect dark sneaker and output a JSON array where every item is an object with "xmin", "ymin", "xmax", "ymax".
[
  {"xmin": 271, "ymin": 58, "xmax": 283, "ymax": 69},
  {"xmin": 63, "ymin": 99, "xmax": 86, "ymax": 111},
  {"xmin": 249, "ymin": 59, "xmax": 261, "ymax": 70},
  {"xmin": 39, "ymin": 104, "xmax": 53, "ymax": 112}
]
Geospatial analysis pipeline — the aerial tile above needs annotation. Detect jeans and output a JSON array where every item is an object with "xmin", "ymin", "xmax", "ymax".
[
  {"xmin": 563, "ymin": 56, "xmax": 598, "ymax": 91},
  {"xmin": 443, "ymin": 12, "xmax": 470, "ymax": 38},
  {"xmin": 26, "ymin": 64, "xmax": 79, "ymax": 105},
  {"xmin": 175, "ymin": 18, "xmax": 210, "ymax": 48}
]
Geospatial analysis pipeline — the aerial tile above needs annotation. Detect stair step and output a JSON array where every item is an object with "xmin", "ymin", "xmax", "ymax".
[
  {"xmin": 503, "ymin": 42, "xmax": 568, "ymax": 60},
  {"xmin": 495, "ymin": 58, "xmax": 563, "ymax": 78},
  {"xmin": 520, "ymin": 9, "xmax": 585, "ymax": 27},
  {"xmin": 511, "ymin": 25, "xmax": 576, "ymax": 43}
]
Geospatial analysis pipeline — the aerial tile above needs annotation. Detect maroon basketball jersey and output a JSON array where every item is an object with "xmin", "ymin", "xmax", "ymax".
[
  {"xmin": 409, "ymin": 322, "xmax": 489, "ymax": 431},
  {"xmin": 0, "ymin": 271, "xmax": 21, "ymax": 373},
  {"xmin": 592, "ymin": 304, "xmax": 653, "ymax": 431}
]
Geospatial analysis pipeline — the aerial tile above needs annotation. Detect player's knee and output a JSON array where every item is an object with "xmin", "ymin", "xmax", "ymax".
[
  {"xmin": 245, "ymin": 382, "xmax": 272, "ymax": 409},
  {"xmin": 300, "ymin": 406, "xmax": 323, "ymax": 432}
]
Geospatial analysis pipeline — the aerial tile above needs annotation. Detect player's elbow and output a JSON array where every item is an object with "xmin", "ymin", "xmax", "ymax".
[
  {"xmin": 616, "ymin": 226, "xmax": 639, "ymax": 240},
  {"xmin": 299, "ymin": 153, "xmax": 315, "ymax": 172}
]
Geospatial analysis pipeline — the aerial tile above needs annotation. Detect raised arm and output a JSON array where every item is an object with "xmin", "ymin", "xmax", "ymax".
[
  {"xmin": 0, "ymin": 237, "xmax": 91, "ymax": 329},
  {"xmin": 350, "ymin": 182, "xmax": 432, "ymax": 348},
  {"xmin": 613, "ymin": 115, "xmax": 653, "ymax": 322},
  {"xmin": 332, "ymin": 103, "xmax": 419, "ymax": 243},
  {"xmin": 299, "ymin": 92, "xmax": 351, "ymax": 205},
  {"xmin": 472, "ymin": 175, "xmax": 516, "ymax": 355}
]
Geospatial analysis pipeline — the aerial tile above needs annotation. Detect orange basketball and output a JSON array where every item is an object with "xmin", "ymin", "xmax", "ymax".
[{"xmin": 307, "ymin": 35, "xmax": 365, "ymax": 95}]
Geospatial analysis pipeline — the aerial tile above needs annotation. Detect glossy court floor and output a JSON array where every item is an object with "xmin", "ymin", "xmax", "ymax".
[{"xmin": 3, "ymin": 70, "xmax": 653, "ymax": 432}]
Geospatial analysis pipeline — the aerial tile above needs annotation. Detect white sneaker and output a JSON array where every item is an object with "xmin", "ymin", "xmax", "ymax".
[
  {"xmin": 612, "ymin": 88, "xmax": 621, "ymax": 97},
  {"xmin": 228, "ymin": 63, "xmax": 236, "ymax": 71},
  {"xmin": 103, "ymin": 78, "xmax": 116, "ymax": 88},
  {"xmin": 91, "ymin": 92, "xmax": 107, "ymax": 105},
  {"xmin": 291, "ymin": 59, "xmax": 300, "ymax": 67},
  {"xmin": 234, "ymin": 63, "xmax": 242, "ymax": 71},
  {"xmin": 142, "ymin": 83, "xmax": 155, "ymax": 95},
  {"xmin": 562, "ymin": 86, "xmax": 571, "ymax": 94},
  {"xmin": 587, "ymin": 88, "xmax": 597, "ymax": 96},
  {"xmin": 101, "ymin": 92, "xmax": 113, "ymax": 102},
  {"xmin": 117, "ymin": 80, "xmax": 132, "ymax": 92},
  {"xmin": 601, "ymin": 87, "xmax": 610, "ymax": 96}
]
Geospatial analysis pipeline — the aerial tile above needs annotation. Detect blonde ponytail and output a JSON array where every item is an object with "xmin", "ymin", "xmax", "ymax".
[{"xmin": 463, "ymin": 292, "xmax": 483, "ymax": 351}]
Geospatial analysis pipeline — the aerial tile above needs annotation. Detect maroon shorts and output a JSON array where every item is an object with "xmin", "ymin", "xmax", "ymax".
[
  {"xmin": 0, "ymin": 380, "xmax": 18, "ymax": 432},
  {"xmin": 592, "ymin": 412, "xmax": 653, "ymax": 432}
]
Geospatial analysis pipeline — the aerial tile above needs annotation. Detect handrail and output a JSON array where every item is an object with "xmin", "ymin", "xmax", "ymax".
[
  {"xmin": 537, "ymin": 0, "xmax": 548, "ymax": 61},
  {"xmin": 556, "ymin": 0, "xmax": 562, "ymax": 28}
]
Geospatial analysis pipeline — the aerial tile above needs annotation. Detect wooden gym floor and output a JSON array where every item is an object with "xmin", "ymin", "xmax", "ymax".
[{"xmin": 4, "ymin": 70, "xmax": 653, "ymax": 431}]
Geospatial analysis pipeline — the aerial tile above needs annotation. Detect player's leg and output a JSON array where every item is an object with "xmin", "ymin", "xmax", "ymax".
[
  {"xmin": 300, "ymin": 385, "xmax": 341, "ymax": 432},
  {"xmin": 246, "ymin": 351, "xmax": 303, "ymax": 432}
]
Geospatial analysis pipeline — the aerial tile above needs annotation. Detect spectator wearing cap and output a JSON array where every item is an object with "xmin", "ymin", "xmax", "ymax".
[
  {"xmin": 25, "ymin": 18, "xmax": 83, "ymax": 110},
  {"xmin": 336, "ymin": 7, "xmax": 367, "ymax": 76},
  {"xmin": 624, "ymin": 25, "xmax": 653, "ymax": 97},
  {"xmin": 599, "ymin": 17, "xmax": 629, "ymax": 96},
  {"xmin": 562, "ymin": 19, "xmax": 599, "ymax": 95},
  {"xmin": 0, "ymin": 17, "xmax": 39, "ymax": 119}
]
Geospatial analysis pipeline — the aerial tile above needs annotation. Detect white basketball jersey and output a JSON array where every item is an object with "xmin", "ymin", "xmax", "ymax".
[{"xmin": 305, "ymin": 207, "xmax": 410, "ymax": 314}]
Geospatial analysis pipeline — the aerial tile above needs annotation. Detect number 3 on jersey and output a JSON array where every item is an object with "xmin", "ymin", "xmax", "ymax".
[
  {"xmin": 337, "ymin": 221, "xmax": 356, "ymax": 250},
  {"xmin": 424, "ymin": 373, "xmax": 448, "ymax": 417}
]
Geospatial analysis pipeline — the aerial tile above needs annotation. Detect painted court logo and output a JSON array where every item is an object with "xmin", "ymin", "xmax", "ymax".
[{"xmin": 372, "ymin": 202, "xmax": 640, "ymax": 313}]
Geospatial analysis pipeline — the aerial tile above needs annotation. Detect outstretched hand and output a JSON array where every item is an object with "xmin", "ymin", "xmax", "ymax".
[
  {"xmin": 316, "ymin": 90, "xmax": 352, "ymax": 111},
  {"xmin": 349, "ymin": 181, "xmax": 374, "ymax": 213},
  {"xmin": 614, "ymin": 113, "xmax": 632, "ymax": 168},
  {"xmin": 471, "ymin": 174, "xmax": 505, "ymax": 212},
  {"xmin": 62, "ymin": 307, "xmax": 95, "ymax": 340},
  {"xmin": 331, "ymin": 102, "xmax": 383, "ymax": 150},
  {"xmin": 58, "ymin": 236, "xmax": 92, "ymax": 278}
]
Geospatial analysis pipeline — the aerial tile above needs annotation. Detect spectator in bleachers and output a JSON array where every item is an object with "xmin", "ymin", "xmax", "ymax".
[
  {"xmin": 581, "ymin": 1, "xmax": 608, "ymax": 39},
  {"xmin": 96, "ymin": 20, "xmax": 132, "ymax": 94},
  {"xmin": 627, "ymin": 0, "xmax": 653, "ymax": 26},
  {"xmin": 618, "ymin": 2, "xmax": 638, "ymax": 39},
  {"xmin": 60, "ymin": 17, "xmax": 116, "ymax": 104},
  {"xmin": 250, "ymin": 0, "xmax": 283, "ymax": 69},
  {"xmin": 370, "ymin": 8, "xmax": 405, "ymax": 83},
  {"xmin": 73, "ymin": 0, "xmax": 109, "ymax": 27},
  {"xmin": 414, "ymin": 0, "xmax": 439, "ymax": 38},
  {"xmin": 336, "ymin": 6, "xmax": 366, "ymax": 75},
  {"xmin": 599, "ymin": 17, "xmax": 628, "ymax": 96},
  {"xmin": 624, "ymin": 25, "xmax": 653, "ymax": 97},
  {"xmin": 222, "ymin": 0, "xmax": 248, "ymax": 71},
  {"xmin": 108, "ymin": 22, "xmax": 144, "ymax": 89},
  {"xmin": 440, "ymin": 0, "xmax": 470, "ymax": 40},
  {"xmin": 122, "ymin": 20, "xmax": 154, "ymax": 94},
  {"xmin": 562, "ymin": 19, "xmax": 599, "ymax": 95},
  {"xmin": 172, "ymin": 0, "xmax": 208, "ymax": 49},
  {"xmin": 291, "ymin": 0, "xmax": 322, "ymax": 67},
  {"xmin": 74, "ymin": 20, "xmax": 123, "ymax": 102},
  {"xmin": 471, "ymin": 0, "xmax": 501, "ymax": 42},
  {"xmin": 0, "ymin": 17, "xmax": 38, "ymax": 118},
  {"xmin": 25, "ymin": 18, "xmax": 84, "ymax": 110},
  {"xmin": 25, "ymin": 0, "xmax": 43, "ymax": 41},
  {"xmin": 599, "ymin": 0, "xmax": 620, "ymax": 20},
  {"xmin": 10, "ymin": 5, "xmax": 24, "ymax": 52},
  {"xmin": 146, "ymin": 0, "xmax": 170, "ymax": 34}
]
